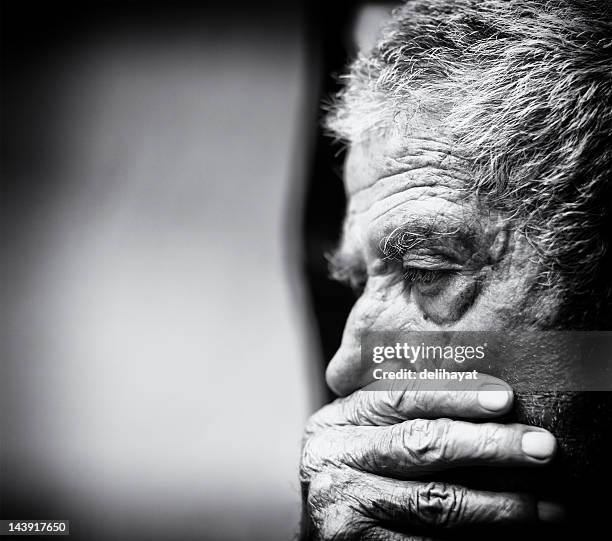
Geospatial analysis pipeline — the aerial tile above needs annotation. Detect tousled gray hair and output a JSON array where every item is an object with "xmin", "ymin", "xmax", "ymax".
[{"xmin": 327, "ymin": 0, "xmax": 612, "ymax": 325}]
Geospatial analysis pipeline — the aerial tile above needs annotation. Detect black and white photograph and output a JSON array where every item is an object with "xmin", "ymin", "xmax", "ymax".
[{"xmin": 1, "ymin": 1, "xmax": 611, "ymax": 540}]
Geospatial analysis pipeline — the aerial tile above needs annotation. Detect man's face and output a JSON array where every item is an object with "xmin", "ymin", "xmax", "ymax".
[
  {"xmin": 324, "ymin": 115, "xmax": 612, "ymax": 505},
  {"xmin": 326, "ymin": 116, "xmax": 561, "ymax": 397}
]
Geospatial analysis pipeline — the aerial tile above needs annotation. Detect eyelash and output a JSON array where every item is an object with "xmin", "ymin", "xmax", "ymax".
[
  {"xmin": 331, "ymin": 262, "xmax": 454, "ymax": 297},
  {"xmin": 403, "ymin": 268, "xmax": 455, "ymax": 284}
]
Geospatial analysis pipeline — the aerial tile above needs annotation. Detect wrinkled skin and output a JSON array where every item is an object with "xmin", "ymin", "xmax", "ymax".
[
  {"xmin": 300, "ymin": 121, "xmax": 610, "ymax": 540},
  {"xmin": 328, "ymin": 122, "xmax": 561, "ymax": 396}
]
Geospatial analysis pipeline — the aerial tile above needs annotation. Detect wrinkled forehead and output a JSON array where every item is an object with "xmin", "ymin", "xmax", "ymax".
[
  {"xmin": 343, "ymin": 120, "xmax": 468, "ymax": 199},
  {"xmin": 340, "ymin": 119, "xmax": 483, "ymax": 260}
]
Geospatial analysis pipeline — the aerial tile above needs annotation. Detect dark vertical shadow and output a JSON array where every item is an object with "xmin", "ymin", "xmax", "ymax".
[{"xmin": 300, "ymin": 1, "xmax": 364, "ymax": 404}]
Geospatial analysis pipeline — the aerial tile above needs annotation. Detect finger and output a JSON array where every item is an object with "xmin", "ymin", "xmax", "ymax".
[
  {"xmin": 313, "ymin": 468, "xmax": 563, "ymax": 529},
  {"xmin": 308, "ymin": 374, "xmax": 513, "ymax": 431},
  {"xmin": 305, "ymin": 420, "xmax": 556, "ymax": 479},
  {"xmin": 307, "ymin": 470, "xmax": 444, "ymax": 540}
]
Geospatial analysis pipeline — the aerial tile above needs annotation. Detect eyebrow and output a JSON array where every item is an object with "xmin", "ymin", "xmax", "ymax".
[
  {"xmin": 378, "ymin": 218, "xmax": 472, "ymax": 260},
  {"xmin": 327, "ymin": 215, "xmax": 480, "ymax": 285}
]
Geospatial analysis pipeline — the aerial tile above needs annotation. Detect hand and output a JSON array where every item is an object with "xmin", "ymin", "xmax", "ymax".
[{"xmin": 300, "ymin": 375, "xmax": 563, "ymax": 540}]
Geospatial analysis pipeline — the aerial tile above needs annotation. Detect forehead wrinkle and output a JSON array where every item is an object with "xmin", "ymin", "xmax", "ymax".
[
  {"xmin": 346, "ymin": 152, "xmax": 469, "ymax": 197},
  {"xmin": 343, "ymin": 123, "xmax": 470, "ymax": 196},
  {"xmin": 359, "ymin": 186, "xmax": 464, "ymax": 225},
  {"xmin": 342, "ymin": 119, "xmax": 481, "ymax": 264},
  {"xmin": 348, "ymin": 169, "xmax": 467, "ymax": 215}
]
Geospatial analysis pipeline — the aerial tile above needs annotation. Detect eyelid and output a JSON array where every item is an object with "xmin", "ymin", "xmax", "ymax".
[
  {"xmin": 379, "ymin": 239, "xmax": 465, "ymax": 267},
  {"xmin": 401, "ymin": 254, "xmax": 463, "ymax": 271},
  {"xmin": 378, "ymin": 223, "xmax": 471, "ymax": 261},
  {"xmin": 403, "ymin": 267, "xmax": 457, "ymax": 284}
]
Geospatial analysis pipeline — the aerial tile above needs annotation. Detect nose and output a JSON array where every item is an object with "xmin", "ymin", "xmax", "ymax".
[
  {"xmin": 326, "ymin": 286, "xmax": 394, "ymax": 396},
  {"xmin": 325, "ymin": 306, "xmax": 366, "ymax": 396},
  {"xmin": 325, "ymin": 282, "xmax": 423, "ymax": 396}
]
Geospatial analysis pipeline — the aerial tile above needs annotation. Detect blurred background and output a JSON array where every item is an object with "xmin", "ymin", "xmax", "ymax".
[{"xmin": 0, "ymin": 2, "xmax": 393, "ymax": 539}]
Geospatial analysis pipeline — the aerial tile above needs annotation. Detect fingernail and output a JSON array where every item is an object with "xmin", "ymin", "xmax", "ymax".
[
  {"xmin": 537, "ymin": 501, "xmax": 565, "ymax": 523},
  {"xmin": 477, "ymin": 384, "xmax": 511, "ymax": 411},
  {"xmin": 521, "ymin": 431, "xmax": 557, "ymax": 459}
]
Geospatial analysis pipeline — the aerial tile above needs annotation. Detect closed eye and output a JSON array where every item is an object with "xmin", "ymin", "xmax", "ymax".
[{"xmin": 403, "ymin": 268, "xmax": 457, "ymax": 284}]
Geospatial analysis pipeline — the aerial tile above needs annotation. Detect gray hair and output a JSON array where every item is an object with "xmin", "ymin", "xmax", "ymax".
[{"xmin": 327, "ymin": 0, "xmax": 612, "ymax": 325}]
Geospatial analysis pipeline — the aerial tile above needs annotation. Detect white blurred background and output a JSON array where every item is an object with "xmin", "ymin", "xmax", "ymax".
[{"xmin": 1, "ymin": 3, "xmax": 323, "ymax": 539}]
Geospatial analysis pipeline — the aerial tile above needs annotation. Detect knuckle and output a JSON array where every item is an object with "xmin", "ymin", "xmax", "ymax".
[
  {"xmin": 299, "ymin": 438, "xmax": 318, "ymax": 483},
  {"xmin": 346, "ymin": 391, "xmax": 394, "ymax": 426},
  {"xmin": 411, "ymin": 388, "xmax": 466, "ymax": 416},
  {"xmin": 308, "ymin": 470, "xmax": 338, "ymax": 504},
  {"xmin": 304, "ymin": 403, "xmax": 337, "ymax": 436},
  {"xmin": 305, "ymin": 395, "xmax": 365, "ymax": 432},
  {"xmin": 411, "ymin": 388, "xmax": 436, "ymax": 413},
  {"xmin": 360, "ymin": 386, "xmax": 412, "ymax": 425},
  {"xmin": 476, "ymin": 424, "xmax": 503, "ymax": 458},
  {"xmin": 400, "ymin": 419, "xmax": 451, "ymax": 465},
  {"xmin": 414, "ymin": 482, "xmax": 466, "ymax": 527},
  {"xmin": 382, "ymin": 386, "xmax": 407, "ymax": 412},
  {"xmin": 381, "ymin": 380, "xmax": 433, "ymax": 418},
  {"xmin": 300, "ymin": 432, "xmax": 328, "ymax": 482},
  {"xmin": 304, "ymin": 416, "xmax": 321, "ymax": 439},
  {"xmin": 300, "ymin": 429, "xmax": 348, "ymax": 483},
  {"xmin": 340, "ymin": 394, "xmax": 365, "ymax": 425},
  {"xmin": 314, "ymin": 503, "xmax": 359, "ymax": 541},
  {"xmin": 307, "ymin": 471, "xmax": 363, "ymax": 540}
]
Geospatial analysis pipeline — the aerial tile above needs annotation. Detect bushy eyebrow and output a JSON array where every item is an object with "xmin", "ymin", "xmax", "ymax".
[
  {"xmin": 378, "ymin": 219, "xmax": 469, "ymax": 259},
  {"xmin": 378, "ymin": 218, "xmax": 470, "ymax": 260},
  {"xmin": 327, "ymin": 214, "xmax": 482, "ymax": 289}
]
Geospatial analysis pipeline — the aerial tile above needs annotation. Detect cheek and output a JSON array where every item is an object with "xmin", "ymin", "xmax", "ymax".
[{"xmin": 414, "ymin": 274, "xmax": 482, "ymax": 324}]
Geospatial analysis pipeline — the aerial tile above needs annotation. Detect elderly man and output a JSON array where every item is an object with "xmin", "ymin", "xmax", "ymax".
[{"xmin": 300, "ymin": 0, "xmax": 611, "ymax": 539}]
